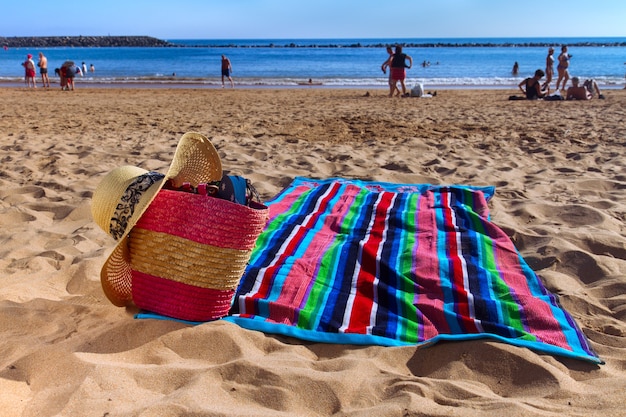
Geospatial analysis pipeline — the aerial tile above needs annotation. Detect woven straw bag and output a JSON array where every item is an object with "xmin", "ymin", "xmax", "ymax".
[{"xmin": 129, "ymin": 189, "xmax": 268, "ymax": 321}]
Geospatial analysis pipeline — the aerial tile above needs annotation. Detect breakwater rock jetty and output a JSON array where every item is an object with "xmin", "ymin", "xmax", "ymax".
[{"xmin": 0, "ymin": 36, "xmax": 176, "ymax": 48}]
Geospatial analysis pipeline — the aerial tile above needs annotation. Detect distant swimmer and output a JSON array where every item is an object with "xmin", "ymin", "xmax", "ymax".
[{"xmin": 298, "ymin": 78, "xmax": 322, "ymax": 85}]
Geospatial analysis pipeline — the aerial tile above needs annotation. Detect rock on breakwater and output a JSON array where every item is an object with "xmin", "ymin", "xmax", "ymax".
[{"xmin": 0, "ymin": 36, "xmax": 176, "ymax": 48}]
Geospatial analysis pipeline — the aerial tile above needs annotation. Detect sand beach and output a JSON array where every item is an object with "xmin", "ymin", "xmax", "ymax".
[{"xmin": 0, "ymin": 86, "xmax": 625, "ymax": 416}]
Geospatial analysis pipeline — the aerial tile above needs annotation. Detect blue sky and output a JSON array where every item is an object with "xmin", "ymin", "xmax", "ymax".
[{"xmin": 3, "ymin": 0, "xmax": 625, "ymax": 39}]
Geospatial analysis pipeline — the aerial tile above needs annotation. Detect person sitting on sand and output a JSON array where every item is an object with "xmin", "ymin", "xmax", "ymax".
[
  {"xmin": 566, "ymin": 77, "xmax": 590, "ymax": 100},
  {"xmin": 582, "ymin": 78, "xmax": 604, "ymax": 99},
  {"xmin": 518, "ymin": 69, "xmax": 549, "ymax": 99},
  {"xmin": 566, "ymin": 77, "xmax": 605, "ymax": 100}
]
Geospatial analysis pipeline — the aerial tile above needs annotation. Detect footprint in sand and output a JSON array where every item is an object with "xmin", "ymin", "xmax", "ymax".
[{"xmin": 0, "ymin": 209, "xmax": 37, "ymax": 226}]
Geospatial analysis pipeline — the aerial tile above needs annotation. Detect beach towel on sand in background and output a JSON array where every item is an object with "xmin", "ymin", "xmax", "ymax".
[{"xmin": 222, "ymin": 177, "xmax": 601, "ymax": 364}]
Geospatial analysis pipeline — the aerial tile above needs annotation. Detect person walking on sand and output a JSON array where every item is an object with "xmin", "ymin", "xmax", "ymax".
[
  {"xmin": 22, "ymin": 54, "xmax": 37, "ymax": 88},
  {"xmin": 542, "ymin": 47, "xmax": 555, "ymax": 90},
  {"xmin": 384, "ymin": 45, "xmax": 413, "ymax": 97},
  {"xmin": 381, "ymin": 45, "xmax": 399, "ymax": 96},
  {"xmin": 37, "ymin": 52, "xmax": 50, "ymax": 88},
  {"xmin": 555, "ymin": 45, "xmax": 571, "ymax": 90},
  {"xmin": 221, "ymin": 55, "xmax": 234, "ymax": 88}
]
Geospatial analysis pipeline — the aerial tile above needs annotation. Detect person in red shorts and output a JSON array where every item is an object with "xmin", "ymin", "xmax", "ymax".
[
  {"xmin": 381, "ymin": 45, "xmax": 399, "ymax": 96},
  {"xmin": 21, "ymin": 54, "xmax": 37, "ymax": 88},
  {"xmin": 384, "ymin": 45, "xmax": 413, "ymax": 97},
  {"xmin": 60, "ymin": 61, "xmax": 79, "ymax": 91}
]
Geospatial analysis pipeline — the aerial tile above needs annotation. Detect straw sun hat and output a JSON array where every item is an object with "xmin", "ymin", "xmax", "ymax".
[{"xmin": 92, "ymin": 132, "xmax": 268, "ymax": 321}]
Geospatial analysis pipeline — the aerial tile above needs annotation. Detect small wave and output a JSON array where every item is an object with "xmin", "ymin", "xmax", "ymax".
[{"xmin": 2, "ymin": 75, "xmax": 624, "ymax": 88}]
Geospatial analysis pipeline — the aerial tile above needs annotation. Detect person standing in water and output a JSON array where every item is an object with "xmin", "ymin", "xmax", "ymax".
[
  {"xmin": 381, "ymin": 45, "xmax": 399, "ymax": 96},
  {"xmin": 22, "ymin": 54, "xmax": 37, "ymax": 88},
  {"xmin": 221, "ymin": 55, "xmax": 234, "ymax": 88},
  {"xmin": 384, "ymin": 45, "xmax": 413, "ymax": 97},
  {"xmin": 555, "ymin": 45, "xmax": 571, "ymax": 90},
  {"xmin": 542, "ymin": 47, "xmax": 555, "ymax": 90},
  {"xmin": 37, "ymin": 52, "xmax": 50, "ymax": 88}
]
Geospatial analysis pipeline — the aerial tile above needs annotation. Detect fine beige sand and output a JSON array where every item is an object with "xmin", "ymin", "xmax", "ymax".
[{"xmin": 0, "ymin": 86, "xmax": 624, "ymax": 416}]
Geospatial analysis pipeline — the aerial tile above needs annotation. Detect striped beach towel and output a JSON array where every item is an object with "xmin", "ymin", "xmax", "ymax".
[{"xmin": 224, "ymin": 177, "xmax": 601, "ymax": 364}]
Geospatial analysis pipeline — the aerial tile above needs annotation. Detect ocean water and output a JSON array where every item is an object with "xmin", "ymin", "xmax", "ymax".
[{"xmin": 1, "ymin": 37, "xmax": 625, "ymax": 88}]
